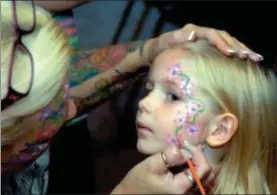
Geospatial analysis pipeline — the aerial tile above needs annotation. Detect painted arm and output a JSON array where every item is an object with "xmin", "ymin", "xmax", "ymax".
[
  {"xmin": 34, "ymin": 0, "xmax": 90, "ymax": 12},
  {"xmin": 69, "ymin": 40, "xmax": 154, "ymax": 116}
]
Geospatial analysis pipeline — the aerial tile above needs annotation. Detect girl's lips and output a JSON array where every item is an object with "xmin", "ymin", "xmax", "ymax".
[
  {"xmin": 136, "ymin": 121, "xmax": 153, "ymax": 137},
  {"xmin": 137, "ymin": 122, "xmax": 150, "ymax": 129}
]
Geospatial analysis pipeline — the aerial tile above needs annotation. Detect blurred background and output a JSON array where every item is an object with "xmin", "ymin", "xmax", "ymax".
[
  {"xmin": 73, "ymin": 1, "xmax": 276, "ymax": 67},
  {"xmin": 48, "ymin": 1, "xmax": 277, "ymax": 194}
]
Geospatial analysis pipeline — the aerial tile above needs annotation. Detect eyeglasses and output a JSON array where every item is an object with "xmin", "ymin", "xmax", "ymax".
[{"xmin": 1, "ymin": 0, "xmax": 36, "ymax": 111}]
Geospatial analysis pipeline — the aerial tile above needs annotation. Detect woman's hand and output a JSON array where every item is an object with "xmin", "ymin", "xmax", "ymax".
[
  {"xmin": 111, "ymin": 144, "xmax": 211, "ymax": 194},
  {"xmin": 144, "ymin": 23, "xmax": 263, "ymax": 64}
]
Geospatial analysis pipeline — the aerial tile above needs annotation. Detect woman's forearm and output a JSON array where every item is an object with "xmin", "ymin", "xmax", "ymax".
[{"xmin": 70, "ymin": 39, "xmax": 154, "ymax": 115}]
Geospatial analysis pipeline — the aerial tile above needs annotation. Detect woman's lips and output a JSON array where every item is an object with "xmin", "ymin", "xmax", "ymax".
[{"xmin": 136, "ymin": 122, "xmax": 152, "ymax": 137}]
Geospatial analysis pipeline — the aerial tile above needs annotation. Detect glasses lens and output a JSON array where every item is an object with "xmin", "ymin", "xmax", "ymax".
[
  {"xmin": 11, "ymin": 44, "xmax": 33, "ymax": 94},
  {"xmin": 14, "ymin": 0, "xmax": 35, "ymax": 32}
]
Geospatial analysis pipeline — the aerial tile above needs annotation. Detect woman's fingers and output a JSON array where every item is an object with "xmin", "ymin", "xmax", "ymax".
[
  {"xmin": 165, "ymin": 142, "xmax": 211, "ymax": 194},
  {"xmin": 219, "ymin": 30, "xmax": 263, "ymax": 61},
  {"xmin": 183, "ymin": 24, "xmax": 231, "ymax": 56},
  {"xmin": 147, "ymin": 146, "xmax": 187, "ymax": 174},
  {"xmin": 183, "ymin": 23, "xmax": 264, "ymax": 62}
]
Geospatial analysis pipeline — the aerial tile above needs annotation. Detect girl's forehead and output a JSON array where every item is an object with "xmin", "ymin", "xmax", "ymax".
[{"xmin": 153, "ymin": 49, "xmax": 194, "ymax": 72}]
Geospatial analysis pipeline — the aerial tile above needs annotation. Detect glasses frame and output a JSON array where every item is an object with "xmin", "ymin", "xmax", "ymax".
[{"xmin": 1, "ymin": 0, "xmax": 36, "ymax": 111}]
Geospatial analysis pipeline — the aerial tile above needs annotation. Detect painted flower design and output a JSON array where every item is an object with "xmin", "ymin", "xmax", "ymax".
[
  {"xmin": 178, "ymin": 74, "xmax": 194, "ymax": 96},
  {"xmin": 187, "ymin": 124, "xmax": 200, "ymax": 135},
  {"xmin": 183, "ymin": 82, "xmax": 193, "ymax": 96},
  {"xmin": 174, "ymin": 110, "xmax": 186, "ymax": 127},
  {"xmin": 166, "ymin": 135, "xmax": 182, "ymax": 148},
  {"xmin": 186, "ymin": 101, "xmax": 201, "ymax": 116},
  {"xmin": 168, "ymin": 64, "xmax": 181, "ymax": 79}
]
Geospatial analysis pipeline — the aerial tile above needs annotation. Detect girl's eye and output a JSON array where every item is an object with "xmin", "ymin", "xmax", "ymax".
[{"xmin": 166, "ymin": 93, "xmax": 180, "ymax": 102}]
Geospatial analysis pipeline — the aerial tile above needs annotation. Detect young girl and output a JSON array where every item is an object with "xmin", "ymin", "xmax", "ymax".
[{"xmin": 136, "ymin": 40, "xmax": 277, "ymax": 194}]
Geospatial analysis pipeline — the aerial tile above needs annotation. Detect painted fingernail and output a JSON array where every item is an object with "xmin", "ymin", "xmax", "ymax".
[
  {"xmin": 227, "ymin": 48, "xmax": 236, "ymax": 53},
  {"xmin": 183, "ymin": 140, "xmax": 193, "ymax": 151},
  {"xmin": 187, "ymin": 31, "xmax": 196, "ymax": 41},
  {"xmin": 256, "ymin": 54, "xmax": 264, "ymax": 61},
  {"xmin": 250, "ymin": 53, "xmax": 263, "ymax": 61},
  {"xmin": 241, "ymin": 50, "xmax": 250, "ymax": 54}
]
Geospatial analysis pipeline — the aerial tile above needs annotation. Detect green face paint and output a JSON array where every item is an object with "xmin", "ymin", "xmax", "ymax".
[{"xmin": 166, "ymin": 63, "xmax": 206, "ymax": 148}]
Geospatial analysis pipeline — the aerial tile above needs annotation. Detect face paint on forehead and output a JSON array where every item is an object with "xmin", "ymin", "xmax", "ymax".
[
  {"xmin": 165, "ymin": 63, "xmax": 206, "ymax": 148},
  {"xmin": 168, "ymin": 63, "xmax": 195, "ymax": 97}
]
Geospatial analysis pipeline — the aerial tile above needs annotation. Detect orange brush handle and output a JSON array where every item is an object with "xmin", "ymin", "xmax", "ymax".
[{"xmin": 186, "ymin": 159, "xmax": 206, "ymax": 195}]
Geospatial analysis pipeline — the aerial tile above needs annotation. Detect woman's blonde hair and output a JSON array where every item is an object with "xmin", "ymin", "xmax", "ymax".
[
  {"xmin": 1, "ymin": 1, "xmax": 72, "ymax": 144},
  {"xmin": 174, "ymin": 40, "xmax": 277, "ymax": 194}
]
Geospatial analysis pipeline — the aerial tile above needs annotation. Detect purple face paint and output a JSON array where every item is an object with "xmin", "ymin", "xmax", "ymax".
[
  {"xmin": 174, "ymin": 110, "xmax": 187, "ymax": 127},
  {"xmin": 168, "ymin": 63, "xmax": 205, "ymax": 141},
  {"xmin": 166, "ymin": 133, "xmax": 182, "ymax": 148},
  {"xmin": 186, "ymin": 124, "xmax": 200, "ymax": 136},
  {"xmin": 168, "ymin": 64, "xmax": 181, "ymax": 79}
]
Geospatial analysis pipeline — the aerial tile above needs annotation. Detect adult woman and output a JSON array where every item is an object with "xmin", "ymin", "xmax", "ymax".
[{"xmin": 1, "ymin": 1, "xmax": 263, "ymax": 195}]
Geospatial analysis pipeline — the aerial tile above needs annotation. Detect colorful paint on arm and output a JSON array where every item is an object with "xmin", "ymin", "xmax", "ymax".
[
  {"xmin": 69, "ymin": 41, "xmax": 146, "ymax": 88},
  {"xmin": 70, "ymin": 68, "xmax": 147, "ymax": 117},
  {"xmin": 69, "ymin": 41, "xmax": 148, "ymax": 115}
]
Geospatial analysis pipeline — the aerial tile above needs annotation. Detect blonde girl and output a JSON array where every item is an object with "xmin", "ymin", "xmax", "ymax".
[{"xmin": 136, "ymin": 40, "xmax": 277, "ymax": 194}]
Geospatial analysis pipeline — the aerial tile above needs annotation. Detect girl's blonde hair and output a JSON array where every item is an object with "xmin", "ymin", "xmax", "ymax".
[
  {"xmin": 175, "ymin": 40, "xmax": 277, "ymax": 194},
  {"xmin": 1, "ymin": 1, "xmax": 72, "ymax": 144}
]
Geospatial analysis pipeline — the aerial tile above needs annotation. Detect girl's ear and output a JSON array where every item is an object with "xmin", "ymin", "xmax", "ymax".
[
  {"xmin": 206, "ymin": 113, "xmax": 238, "ymax": 147},
  {"xmin": 67, "ymin": 99, "xmax": 77, "ymax": 120}
]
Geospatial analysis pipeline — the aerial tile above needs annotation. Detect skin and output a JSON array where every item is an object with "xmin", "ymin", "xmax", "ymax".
[
  {"xmin": 34, "ymin": 0, "xmax": 91, "ymax": 12},
  {"xmin": 136, "ymin": 48, "xmax": 213, "ymax": 155},
  {"xmin": 135, "ymin": 48, "xmax": 240, "ymax": 193}
]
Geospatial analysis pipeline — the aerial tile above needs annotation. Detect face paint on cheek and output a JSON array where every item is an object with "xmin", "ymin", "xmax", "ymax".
[
  {"xmin": 165, "ymin": 132, "xmax": 182, "ymax": 148},
  {"xmin": 166, "ymin": 63, "xmax": 206, "ymax": 148},
  {"xmin": 186, "ymin": 123, "xmax": 201, "ymax": 136},
  {"xmin": 185, "ymin": 99, "xmax": 205, "ymax": 124}
]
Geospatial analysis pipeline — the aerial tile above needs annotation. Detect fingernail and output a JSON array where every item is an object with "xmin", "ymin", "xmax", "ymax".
[
  {"xmin": 187, "ymin": 31, "xmax": 196, "ymax": 41},
  {"xmin": 181, "ymin": 149, "xmax": 192, "ymax": 159},
  {"xmin": 256, "ymin": 54, "xmax": 264, "ymax": 61},
  {"xmin": 241, "ymin": 50, "xmax": 250, "ymax": 54},
  {"xmin": 227, "ymin": 48, "xmax": 235, "ymax": 53},
  {"xmin": 250, "ymin": 53, "xmax": 263, "ymax": 61},
  {"xmin": 183, "ymin": 140, "xmax": 193, "ymax": 151}
]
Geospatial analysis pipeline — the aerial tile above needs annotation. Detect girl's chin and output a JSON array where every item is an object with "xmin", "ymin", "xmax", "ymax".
[{"xmin": 136, "ymin": 140, "xmax": 162, "ymax": 155}]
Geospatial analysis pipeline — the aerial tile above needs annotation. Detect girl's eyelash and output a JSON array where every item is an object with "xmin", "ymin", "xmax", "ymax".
[{"xmin": 166, "ymin": 92, "xmax": 181, "ymax": 102}]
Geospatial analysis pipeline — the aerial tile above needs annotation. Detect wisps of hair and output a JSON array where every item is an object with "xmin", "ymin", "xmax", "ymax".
[{"xmin": 1, "ymin": 1, "xmax": 72, "ymax": 144}]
